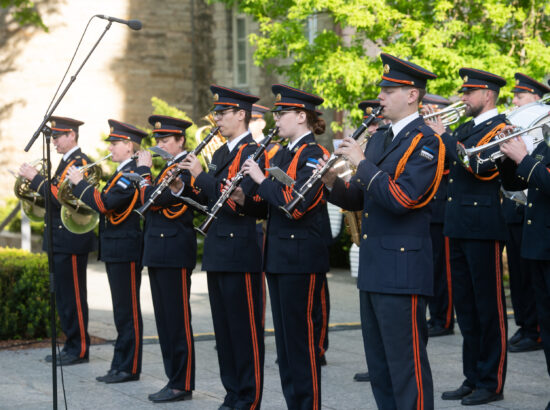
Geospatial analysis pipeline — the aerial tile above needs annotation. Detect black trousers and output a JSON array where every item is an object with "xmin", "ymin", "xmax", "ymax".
[
  {"xmin": 361, "ymin": 291, "xmax": 433, "ymax": 410},
  {"xmin": 149, "ymin": 267, "xmax": 195, "ymax": 391},
  {"xmin": 268, "ymin": 272, "xmax": 324, "ymax": 410},
  {"xmin": 507, "ymin": 223, "xmax": 539, "ymax": 340},
  {"xmin": 207, "ymin": 271, "xmax": 264, "ymax": 410},
  {"xmin": 53, "ymin": 252, "xmax": 89, "ymax": 359},
  {"xmin": 528, "ymin": 260, "xmax": 550, "ymax": 377},
  {"xmin": 427, "ymin": 224, "xmax": 454, "ymax": 330},
  {"xmin": 105, "ymin": 261, "xmax": 143, "ymax": 375},
  {"xmin": 449, "ymin": 238, "xmax": 507, "ymax": 393}
]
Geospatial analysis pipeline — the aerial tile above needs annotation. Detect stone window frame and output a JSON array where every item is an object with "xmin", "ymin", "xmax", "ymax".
[{"xmin": 233, "ymin": 12, "xmax": 249, "ymax": 87}]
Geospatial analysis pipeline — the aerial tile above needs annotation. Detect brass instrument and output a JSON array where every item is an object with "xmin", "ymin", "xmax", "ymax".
[
  {"xmin": 56, "ymin": 154, "xmax": 112, "ymax": 234},
  {"xmin": 14, "ymin": 159, "xmax": 47, "ymax": 222},
  {"xmin": 458, "ymin": 121, "xmax": 550, "ymax": 167},
  {"xmin": 423, "ymin": 101, "xmax": 466, "ymax": 126}
]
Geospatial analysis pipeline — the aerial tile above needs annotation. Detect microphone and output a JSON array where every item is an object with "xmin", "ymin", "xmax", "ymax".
[{"xmin": 96, "ymin": 15, "xmax": 142, "ymax": 30}]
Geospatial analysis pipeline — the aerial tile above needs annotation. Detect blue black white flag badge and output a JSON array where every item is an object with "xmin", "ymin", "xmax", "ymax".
[{"xmin": 419, "ymin": 145, "xmax": 434, "ymax": 161}]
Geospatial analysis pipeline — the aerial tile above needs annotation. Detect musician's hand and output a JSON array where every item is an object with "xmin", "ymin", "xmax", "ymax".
[
  {"xmin": 500, "ymin": 136, "xmax": 528, "ymax": 165},
  {"xmin": 318, "ymin": 155, "xmax": 338, "ymax": 188},
  {"xmin": 241, "ymin": 158, "xmax": 265, "ymax": 184},
  {"xmin": 18, "ymin": 163, "xmax": 38, "ymax": 181},
  {"xmin": 424, "ymin": 114, "xmax": 446, "ymax": 136},
  {"xmin": 335, "ymin": 136, "xmax": 365, "ymax": 167},
  {"xmin": 67, "ymin": 166, "xmax": 83, "ymax": 185},
  {"xmin": 231, "ymin": 186, "xmax": 246, "ymax": 206},
  {"xmin": 136, "ymin": 150, "xmax": 152, "ymax": 168},
  {"xmin": 180, "ymin": 154, "xmax": 203, "ymax": 178},
  {"xmin": 169, "ymin": 177, "xmax": 184, "ymax": 193}
]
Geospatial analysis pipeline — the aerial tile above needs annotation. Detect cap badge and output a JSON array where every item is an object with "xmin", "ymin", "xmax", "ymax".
[
  {"xmin": 383, "ymin": 64, "xmax": 390, "ymax": 74},
  {"xmin": 213, "ymin": 93, "xmax": 219, "ymax": 102},
  {"xmin": 110, "ymin": 126, "xmax": 114, "ymax": 133},
  {"xmin": 276, "ymin": 93, "xmax": 282, "ymax": 102},
  {"xmin": 516, "ymin": 79, "xmax": 520, "ymax": 85},
  {"xmin": 463, "ymin": 75, "xmax": 468, "ymax": 82},
  {"xmin": 50, "ymin": 120, "xmax": 56, "ymax": 128},
  {"xmin": 155, "ymin": 121, "xmax": 161, "ymax": 129}
]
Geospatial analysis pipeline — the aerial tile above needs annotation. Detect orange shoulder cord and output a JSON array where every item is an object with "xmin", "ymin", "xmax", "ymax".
[
  {"xmin": 391, "ymin": 133, "xmax": 446, "ymax": 209},
  {"xmin": 224, "ymin": 143, "xmax": 250, "ymax": 211},
  {"xmin": 103, "ymin": 171, "xmax": 139, "ymax": 225},
  {"xmin": 467, "ymin": 122, "xmax": 506, "ymax": 181},
  {"xmin": 284, "ymin": 144, "xmax": 329, "ymax": 219},
  {"xmin": 52, "ymin": 159, "xmax": 78, "ymax": 199}
]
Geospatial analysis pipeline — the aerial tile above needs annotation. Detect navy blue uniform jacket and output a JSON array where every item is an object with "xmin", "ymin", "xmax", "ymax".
[
  {"xmin": 72, "ymin": 160, "xmax": 142, "ymax": 263},
  {"xmin": 30, "ymin": 148, "xmax": 97, "ymax": 254},
  {"xmin": 441, "ymin": 115, "xmax": 508, "ymax": 241},
  {"xmin": 193, "ymin": 133, "xmax": 266, "ymax": 273},
  {"xmin": 251, "ymin": 133, "xmax": 330, "ymax": 274},
  {"xmin": 137, "ymin": 157, "xmax": 197, "ymax": 269},
  {"xmin": 499, "ymin": 142, "xmax": 550, "ymax": 260},
  {"xmin": 328, "ymin": 117, "xmax": 444, "ymax": 296}
]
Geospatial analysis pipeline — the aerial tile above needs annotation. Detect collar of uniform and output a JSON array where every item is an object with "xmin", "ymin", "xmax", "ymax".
[
  {"xmin": 173, "ymin": 150, "xmax": 188, "ymax": 162},
  {"xmin": 117, "ymin": 158, "xmax": 133, "ymax": 172},
  {"xmin": 226, "ymin": 131, "xmax": 250, "ymax": 153},
  {"xmin": 474, "ymin": 108, "xmax": 499, "ymax": 126},
  {"xmin": 62, "ymin": 146, "xmax": 80, "ymax": 162},
  {"xmin": 390, "ymin": 112, "xmax": 419, "ymax": 140},
  {"xmin": 287, "ymin": 132, "xmax": 312, "ymax": 151}
]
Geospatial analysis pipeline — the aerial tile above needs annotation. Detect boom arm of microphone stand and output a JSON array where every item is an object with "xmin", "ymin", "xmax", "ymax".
[{"xmin": 24, "ymin": 21, "xmax": 114, "ymax": 152}]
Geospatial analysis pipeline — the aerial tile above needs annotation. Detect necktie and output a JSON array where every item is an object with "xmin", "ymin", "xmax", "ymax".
[{"xmin": 383, "ymin": 128, "xmax": 394, "ymax": 150}]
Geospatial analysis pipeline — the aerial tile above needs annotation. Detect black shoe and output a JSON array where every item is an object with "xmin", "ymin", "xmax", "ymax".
[
  {"xmin": 508, "ymin": 337, "xmax": 543, "ymax": 353},
  {"xmin": 441, "ymin": 384, "xmax": 473, "ymax": 400},
  {"xmin": 151, "ymin": 388, "xmax": 192, "ymax": 403},
  {"xmin": 97, "ymin": 369, "xmax": 118, "ymax": 382},
  {"xmin": 319, "ymin": 355, "xmax": 327, "ymax": 366},
  {"xmin": 461, "ymin": 389, "xmax": 503, "ymax": 405},
  {"xmin": 218, "ymin": 406, "xmax": 235, "ymax": 410},
  {"xmin": 148, "ymin": 386, "xmax": 170, "ymax": 401},
  {"xmin": 56, "ymin": 353, "xmax": 88, "ymax": 366},
  {"xmin": 545, "ymin": 400, "xmax": 549, "ymax": 410},
  {"xmin": 353, "ymin": 372, "xmax": 370, "ymax": 382},
  {"xmin": 45, "ymin": 351, "xmax": 69, "ymax": 363},
  {"xmin": 103, "ymin": 370, "xmax": 140, "ymax": 384},
  {"xmin": 509, "ymin": 329, "xmax": 523, "ymax": 345},
  {"xmin": 428, "ymin": 325, "xmax": 454, "ymax": 337}
]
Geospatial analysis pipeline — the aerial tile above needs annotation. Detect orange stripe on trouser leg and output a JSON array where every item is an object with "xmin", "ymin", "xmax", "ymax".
[
  {"xmin": 245, "ymin": 273, "xmax": 261, "ymax": 409},
  {"xmin": 412, "ymin": 295, "xmax": 424, "ymax": 410},
  {"xmin": 444, "ymin": 237, "xmax": 453, "ymax": 329},
  {"xmin": 71, "ymin": 255, "xmax": 86, "ymax": 358},
  {"xmin": 130, "ymin": 262, "xmax": 140, "ymax": 374},
  {"xmin": 494, "ymin": 242, "xmax": 506, "ymax": 393},
  {"xmin": 319, "ymin": 281, "xmax": 327, "ymax": 356},
  {"xmin": 307, "ymin": 274, "xmax": 319, "ymax": 410},
  {"xmin": 181, "ymin": 268, "xmax": 193, "ymax": 391}
]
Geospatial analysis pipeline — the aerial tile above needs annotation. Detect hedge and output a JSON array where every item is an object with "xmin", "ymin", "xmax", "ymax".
[{"xmin": 0, "ymin": 247, "xmax": 54, "ymax": 340}]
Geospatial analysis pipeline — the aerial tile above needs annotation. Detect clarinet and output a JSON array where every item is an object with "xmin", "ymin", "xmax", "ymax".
[
  {"xmin": 134, "ymin": 126, "xmax": 220, "ymax": 217},
  {"xmin": 280, "ymin": 106, "xmax": 382, "ymax": 219},
  {"xmin": 196, "ymin": 127, "xmax": 279, "ymax": 236}
]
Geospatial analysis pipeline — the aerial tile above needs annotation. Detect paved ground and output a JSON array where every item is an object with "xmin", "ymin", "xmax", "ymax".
[{"xmin": 1, "ymin": 261, "xmax": 549, "ymax": 409}]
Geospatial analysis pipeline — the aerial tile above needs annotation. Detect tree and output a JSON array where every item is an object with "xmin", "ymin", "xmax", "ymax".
[
  {"xmin": 215, "ymin": 0, "xmax": 550, "ymax": 127},
  {"xmin": 1, "ymin": 0, "xmax": 47, "ymax": 29}
]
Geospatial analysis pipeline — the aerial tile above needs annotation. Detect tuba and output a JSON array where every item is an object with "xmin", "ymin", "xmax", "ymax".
[
  {"xmin": 14, "ymin": 159, "xmax": 47, "ymax": 222},
  {"xmin": 56, "ymin": 154, "xmax": 111, "ymax": 234}
]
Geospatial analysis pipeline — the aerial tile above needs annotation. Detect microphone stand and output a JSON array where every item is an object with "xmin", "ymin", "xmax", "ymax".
[{"xmin": 22, "ymin": 20, "xmax": 113, "ymax": 410}]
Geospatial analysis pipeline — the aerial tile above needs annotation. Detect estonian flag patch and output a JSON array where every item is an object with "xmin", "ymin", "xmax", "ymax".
[
  {"xmin": 116, "ymin": 176, "xmax": 131, "ymax": 189},
  {"xmin": 306, "ymin": 157, "xmax": 319, "ymax": 168},
  {"xmin": 419, "ymin": 145, "xmax": 434, "ymax": 161}
]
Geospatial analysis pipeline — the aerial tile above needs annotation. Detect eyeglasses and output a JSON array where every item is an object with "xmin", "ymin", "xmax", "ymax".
[
  {"xmin": 273, "ymin": 110, "xmax": 298, "ymax": 120},
  {"xmin": 212, "ymin": 109, "xmax": 236, "ymax": 120}
]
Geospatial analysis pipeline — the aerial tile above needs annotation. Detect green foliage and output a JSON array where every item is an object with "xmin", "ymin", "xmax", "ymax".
[
  {"xmin": 0, "ymin": 198, "xmax": 43, "ymax": 235},
  {"xmin": 1, "ymin": 0, "xmax": 48, "ymax": 30},
  {"xmin": 0, "ymin": 247, "xmax": 55, "ymax": 339},
  {"xmin": 214, "ymin": 0, "xmax": 550, "ymax": 127}
]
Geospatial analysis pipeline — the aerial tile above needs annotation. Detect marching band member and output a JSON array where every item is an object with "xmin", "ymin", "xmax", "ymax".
[
  {"xmin": 427, "ymin": 68, "xmax": 509, "ymax": 405},
  {"xmin": 503, "ymin": 73, "xmax": 549, "ymax": 353},
  {"xmin": 66, "ymin": 120, "xmax": 146, "ymax": 384},
  {"xmin": 499, "ymin": 118, "xmax": 550, "ymax": 410},
  {"xmin": 322, "ymin": 53, "xmax": 444, "ymax": 409},
  {"xmin": 179, "ymin": 85, "xmax": 266, "ymax": 410},
  {"xmin": 18, "ymin": 116, "xmax": 96, "ymax": 366},
  {"xmin": 135, "ymin": 115, "xmax": 196, "ymax": 403},
  {"xmin": 241, "ymin": 84, "xmax": 331, "ymax": 410}
]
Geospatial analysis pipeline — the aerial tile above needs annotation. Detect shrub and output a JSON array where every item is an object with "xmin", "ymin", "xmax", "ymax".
[{"xmin": 0, "ymin": 247, "xmax": 55, "ymax": 340}]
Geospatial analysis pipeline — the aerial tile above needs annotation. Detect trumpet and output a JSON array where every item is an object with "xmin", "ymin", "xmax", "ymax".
[
  {"xmin": 280, "ymin": 106, "xmax": 382, "ymax": 219},
  {"xmin": 423, "ymin": 101, "xmax": 466, "ymax": 126},
  {"xmin": 458, "ymin": 121, "xmax": 550, "ymax": 167}
]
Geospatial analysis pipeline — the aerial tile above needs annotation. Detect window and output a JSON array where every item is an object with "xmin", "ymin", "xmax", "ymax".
[
  {"xmin": 233, "ymin": 14, "xmax": 249, "ymax": 87},
  {"xmin": 306, "ymin": 14, "xmax": 318, "ymax": 44}
]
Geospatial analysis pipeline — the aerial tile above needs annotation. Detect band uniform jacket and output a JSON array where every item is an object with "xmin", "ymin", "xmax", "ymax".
[
  {"xmin": 250, "ymin": 133, "xmax": 331, "ymax": 274},
  {"xmin": 430, "ymin": 172, "xmax": 448, "ymax": 224},
  {"xmin": 29, "ymin": 148, "xmax": 97, "ymax": 254},
  {"xmin": 328, "ymin": 117, "xmax": 444, "ymax": 296},
  {"xmin": 193, "ymin": 133, "xmax": 266, "ymax": 273},
  {"xmin": 442, "ymin": 114, "xmax": 508, "ymax": 241},
  {"xmin": 136, "ymin": 158, "xmax": 197, "ymax": 269},
  {"xmin": 499, "ymin": 142, "xmax": 550, "ymax": 260},
  {"xmin": 72, "ymin": 160, "xmax": 142, "ymax": 263}
]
